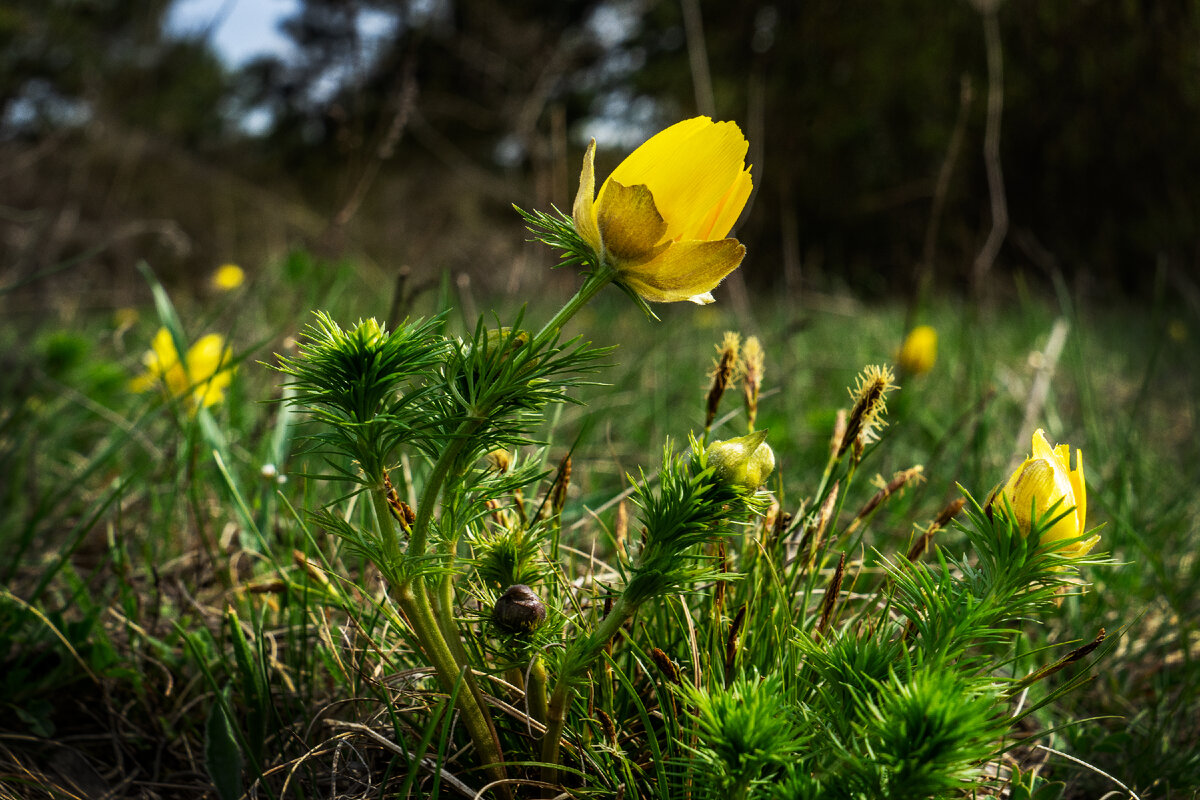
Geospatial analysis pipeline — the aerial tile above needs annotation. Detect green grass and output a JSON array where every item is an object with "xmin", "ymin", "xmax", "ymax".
[{"xmin": 1, "ymin": 253, "xmax": 1197, "ymax": 799}]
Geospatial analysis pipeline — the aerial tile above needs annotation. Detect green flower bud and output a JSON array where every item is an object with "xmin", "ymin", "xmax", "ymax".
[{"xmin": 705, "ymin": 430, "xmax": 775, "ymax": 491}]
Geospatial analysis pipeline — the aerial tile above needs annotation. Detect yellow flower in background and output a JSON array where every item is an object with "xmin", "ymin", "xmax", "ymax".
[
  {"xmin": 996, "ymin": 429, "xmax": 1097, "ymax": 557},
  {"xmin": 572, "ymin": 117, "xmax": 752, "ymax": 304},
  {"xmin": 212, "ymin": 263, "xmax": 245, "ymax": 291},
  {"xmin": 131, "ymin": 327, "xmax": 234, "ymax": 409},
  {"xmin": 897, "ymin": 325, "xmax": 938, "ymax": 375},
  {"xmin": 113, "ymin": 307, "xmax": 140, "ymax": 330}
]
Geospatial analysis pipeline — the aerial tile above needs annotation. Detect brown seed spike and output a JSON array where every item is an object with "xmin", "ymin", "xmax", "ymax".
[
  {"xmin": 907, "ymin": 497, "xmax": 966, "ymax": 562},
  {"xmin": 596, "ymin": 707, "xmax": 618, "ymax": 743},
  {"xmin": 649, "ymin": 647, "xmax": 681, "ymax": 685},
  {"xmin": 725, "ymin": 604, "xmax": 747, "ymax": 680},
  {"xmin": 382, "ymin": 472, "xmax": 412, "ymax": 532},
  {"xmin": 839, "ymin": 365, "xmax": 897, "ymax": 458},
  {"xmin": 741, "ymin": 336, "xmax": 765, "ymax": 432},
  {"xmin": 816, "ymin": 552, "xmax": 847, "ymax": 639},
  {"xmin": 614, "ymin": 500, "xmax": 629, "ymax": 564},
  {"xmin": 844, "ymin": 466, "xmax": 925, "ymax": 537},
  {"xmin": 705, "ymin": 331, "xmax": 741, "ymax": 429},
  {"xmin": 551, "ymin": 454, "xmax": 572, "ymax": 515}
]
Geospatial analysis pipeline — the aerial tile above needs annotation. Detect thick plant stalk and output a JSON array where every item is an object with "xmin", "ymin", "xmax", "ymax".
[
  {"xmin": 370, "ymin": 489, "xmax": 511, "ymax": 797},
  {"xmin": 540, "ymin": 593, "xmax": 636, "ymax": 785},
  {"xmin": 527, "ymin": 655, "xmax": 549, "ymax": 724}
]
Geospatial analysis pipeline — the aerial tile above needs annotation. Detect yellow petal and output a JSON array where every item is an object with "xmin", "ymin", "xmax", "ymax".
[
  {"xmin": 618, "ymin": 239, "xmax": 745, "ymax": 303},
  {"xmin": 1031, "ymin": 428, "xmax": 1053, "ymax": 460},
  {"xmin": 597, "ymin": 180, "xmax": 669, "ymax": 263},
  {"xmin": 572, "ymin": 139, "xmax": 602, "ymax": 253},
  {"xmin": 1070, "ymin": 447, "xmax": 1087, "ymax": 535},
  {"xmin": 601, "ymin": 117, "xmax": 752, "ymax": 243},
  {"xmin": 695, "ymin": 166, "xmax": 754, "ymax": 241},
  {"xmin": 129, "ymin": 373, "xmax": 156, "ymax": 394},
  {"xmin": 187, "ymin": 334, "xmax": 233, "ymax": 408},
  {"xmin": 187, "ymin": 334, "xmax": 229, "ymax": 378},
  {"xmin": 197, "ymin": 368, "xmax": 233, "ymax": 408},
  {"xmin": 149, "ymin": 328, "xmax": 181, "ymax": 373},
  {"xmin": 1006, "ymin": 459, "xmax": 1059, "ymax": 531}
]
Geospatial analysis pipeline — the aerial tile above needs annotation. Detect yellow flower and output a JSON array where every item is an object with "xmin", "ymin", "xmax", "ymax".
[
  {"xmin": 996, "ymin": 429, "xmax": 1098, "ymax": 557},
  {"xmin": 131, "ymin": 327, "xmax": 234, "ymax": 409},
  {"xmin": 113, "ymin": 307, "xmax": 140, "ymax": 331},
  {"xmin": 897, "ymin": 325, "xmax": 938, "ymax": 375},
  {"xmin": 212, "ymin": 263, "xmax": 245, "ymax": 291},
  {"xmin": 572, "ymin": 117, "xmax": 753, "ymax": 304}
]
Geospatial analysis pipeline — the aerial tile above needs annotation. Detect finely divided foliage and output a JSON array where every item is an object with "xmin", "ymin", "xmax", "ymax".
[
  {"xmin": 0, "ymin": 118, "xmax": 1131, "ymax": 800},
  {"xmin": 262, "ymin": 119, "xmax": 1113, "ymax": 799}
]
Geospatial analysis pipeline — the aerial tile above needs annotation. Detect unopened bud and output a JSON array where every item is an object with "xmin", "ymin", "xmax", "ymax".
[
  {"xmin": 705, "ymin": 430, "xmax": 775, "ymax": 491},
  {"xmin": 492, "ymin": 584, "xmax": 547, "ymax": 634}
]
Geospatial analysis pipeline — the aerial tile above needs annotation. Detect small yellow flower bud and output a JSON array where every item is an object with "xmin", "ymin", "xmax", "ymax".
[
  {"xmin": 705, "ymin": 430, "xmax": 775, "ymax": 491},
  {"xmin": 897, "ymin": 325, "xmax": 937, "ymax": 375},
  {"xmin": 992, "ymin": 429, "xmax": 1098, "ymax": 557},
  {"xmin": 486, "ymin": 449, "xmax": 512, "ymax": 473}
]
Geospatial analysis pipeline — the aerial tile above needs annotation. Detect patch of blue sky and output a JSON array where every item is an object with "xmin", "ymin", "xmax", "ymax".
[
  {"xmin": 165, "ymin": 0, "xmax": 398, "ymax": 135},
  {"xmin": 166, "ymin": 0, "xmax": 300, "ymax": 68}
]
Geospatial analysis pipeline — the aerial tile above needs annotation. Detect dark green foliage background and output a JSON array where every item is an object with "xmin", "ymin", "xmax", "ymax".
[{"xmin": 2, "ymin": 0, "xmax": 1198, "ymax": 306}]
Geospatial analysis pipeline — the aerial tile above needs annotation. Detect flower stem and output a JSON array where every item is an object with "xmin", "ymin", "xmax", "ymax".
[
  {"xmin": 540, "ymin": 593, "xmax": 636, "ymax": 785},
  {"xmin": 370, "ymin": 484, "xmax": 511, "ymax": 798},
  {"xmin": 527, "ymin": 655, "xmax": 548, "ymax": 724},
  {"xmin": 399, "ymin": 578, "xmax": 510, "ymax": 795},
  {"xmin": 533, "ymin": 266, "xmax": 616, "ymax": 346},
  {"xmin": 407, "ymin": 422, "xmax": 476, "ymax": 560}
]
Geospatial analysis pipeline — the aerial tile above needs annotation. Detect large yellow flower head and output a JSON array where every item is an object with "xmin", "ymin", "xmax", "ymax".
[
  {"xmin": 572, "ymin": 117, "xmax": 753, "ymax": 304},
  {"xmin": 996, "ymin": 429, "xmax": 1097, "ymax": 557},
  {"xmin": 131, "ymin": 327, "xmax": 234, "ymax": 410}
]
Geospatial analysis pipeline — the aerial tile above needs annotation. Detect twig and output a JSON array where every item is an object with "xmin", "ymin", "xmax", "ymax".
[
  {"xmin": 680, "ymin": 0, "xmax": 715, "ymax": 117},
  {"xmin": 1034, "ymin": 744, "xmax": 1141, "ymax": 800},
  {"xmin": 909, "ymin": 74, "xmax": 973, "ymax": 328},
  {"xmin": 1013, "ymin": 317, "xmax": 1069, "ymax": 466},
  {"xmin": 971, "ymin": 0, "xmax": 1010, "ymax": 293},
  {"xmin": 325, "ymin": 719, "xmax": 479, "ymax": 798}
]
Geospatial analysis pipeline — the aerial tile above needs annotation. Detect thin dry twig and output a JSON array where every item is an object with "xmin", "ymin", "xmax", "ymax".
[{"xmin": 325, "ymin": 719, "xmax": 479, "ymax": 798}]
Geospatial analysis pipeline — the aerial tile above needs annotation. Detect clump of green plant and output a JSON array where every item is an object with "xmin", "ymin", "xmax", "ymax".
[{"xmin": 257, "ymin": 116, "xmax": 1118, "ymax": 800}]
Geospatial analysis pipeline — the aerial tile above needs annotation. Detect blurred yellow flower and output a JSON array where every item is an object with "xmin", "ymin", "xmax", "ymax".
[
  {"xmin": 897, "ymin": 325, "xmax": 938, "ymax": 375},
  {"xmin": 113, "ymin": 307, "xmax": 140, "ymax": 330},
  {"xmin": 996, "ymin": 429, "xmax": 1098, "ymax": 557},
  {"xmin": 130, "ymin": 327, "xmax": 234, "ymax": 409},
  {"xmin": 572, "ymin": 117, "xmax": 752, "ymax": 304},
  {"xmin": 212, "ymin": 263, "xmax": 245, "ymax": 291},
  {"xmin": 1168, "ymin": 319, "xmax": 1187, "ymax": 343}
]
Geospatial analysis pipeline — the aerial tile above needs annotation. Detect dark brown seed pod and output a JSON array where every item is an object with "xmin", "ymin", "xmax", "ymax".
[{"xmin": 492, "ymin": 584, "xmax": 547, "ymax": 634}]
